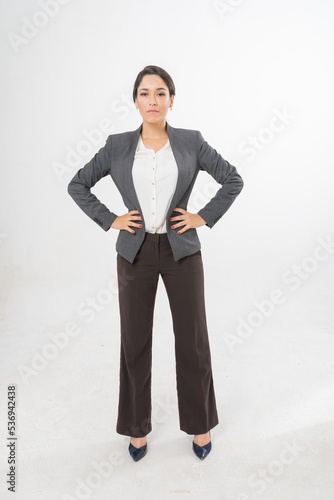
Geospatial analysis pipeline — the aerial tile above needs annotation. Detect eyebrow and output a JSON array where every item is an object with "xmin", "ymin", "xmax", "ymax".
[{"xmin": 139, "ymin": 87, "xmax": 167, "ymax": 91}]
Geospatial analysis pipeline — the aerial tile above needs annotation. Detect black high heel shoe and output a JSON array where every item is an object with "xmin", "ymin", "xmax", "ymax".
[
  {"xmin": 192, "ymin": 432, "xmax": 211, "ymax": 460},
  {"xmin": 128, "ymin": 441, "xmax": 148, "ymax": 462}
]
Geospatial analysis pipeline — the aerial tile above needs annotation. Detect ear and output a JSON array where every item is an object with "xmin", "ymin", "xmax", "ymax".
[
  {"xmin": 170, "ymin": 95, "xmax": 175, "ymax": 107},
  {"xmin": 134, "ymin": 97, "xmax": 138, "ymax": 109}
]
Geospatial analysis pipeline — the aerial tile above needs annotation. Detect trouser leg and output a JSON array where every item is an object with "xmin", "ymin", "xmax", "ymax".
[
  {"xmin": 160, "ymin": 237, "xmax": 219, "ymax": 435},
  {"xmin": 116, "ymin": 238, "xmax": 159, "ymax": 437}
]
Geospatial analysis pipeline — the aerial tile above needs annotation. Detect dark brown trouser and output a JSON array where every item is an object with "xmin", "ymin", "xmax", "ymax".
[{"xmin": 116, "ymin": 232, "xmax": 219, "ymax": 437}]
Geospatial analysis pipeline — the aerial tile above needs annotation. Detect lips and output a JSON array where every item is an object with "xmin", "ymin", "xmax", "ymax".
[{"xmin": 147, "ymin": 110, "xmax": 159, "ymax": 113}]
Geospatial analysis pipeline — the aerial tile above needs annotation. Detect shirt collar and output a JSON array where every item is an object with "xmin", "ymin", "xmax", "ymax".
[{"xmin": 136, "ymin": 136, "xmax": 170, "ymax": 153}]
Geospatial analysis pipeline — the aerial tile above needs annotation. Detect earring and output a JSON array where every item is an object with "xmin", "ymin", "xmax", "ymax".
[{"xmin": 170, "ymin": 107, "xmax": 173, "ymax": 111}]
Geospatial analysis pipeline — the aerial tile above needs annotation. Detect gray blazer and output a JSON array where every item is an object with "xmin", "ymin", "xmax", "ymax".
[{"xmin": 68, "ymin": 122, "xmax": 244, "ymax": 263}]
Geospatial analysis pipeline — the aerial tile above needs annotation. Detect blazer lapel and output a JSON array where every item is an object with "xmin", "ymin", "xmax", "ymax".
[
  {"xmin": 121, "ymin": 124, "xmax": 143, "ymax": 211},
  {"xmin": 166, "ymin": 122, "xmax": 193, "ymax": 217}
]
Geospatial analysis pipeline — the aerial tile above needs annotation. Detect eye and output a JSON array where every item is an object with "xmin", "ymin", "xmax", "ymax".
[
  {"xmin": 140, "ymin": 92, "xmax": 148, "ymax": 96},
  {"xmin": 157, "ymin": 93, "xmax": 166, "ymax": 97}
]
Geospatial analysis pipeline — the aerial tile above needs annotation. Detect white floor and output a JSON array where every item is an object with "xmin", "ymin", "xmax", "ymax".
[{"xmin": 1, "ymin": 273, "xmax": 334, "ymax": 500}]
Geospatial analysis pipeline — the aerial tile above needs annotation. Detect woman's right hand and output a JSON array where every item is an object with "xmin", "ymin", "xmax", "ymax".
[{"xmin": 111, "ymin": 210, "xmax": 143, "ymax": 234}]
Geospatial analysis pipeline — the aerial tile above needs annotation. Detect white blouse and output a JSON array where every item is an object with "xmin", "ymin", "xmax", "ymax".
[{"xmin": 132, "ymin": 136, "xmax": 178, "ymax": 233}]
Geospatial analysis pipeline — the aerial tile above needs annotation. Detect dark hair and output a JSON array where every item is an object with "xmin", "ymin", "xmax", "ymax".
[{"xmin": 132, "ymin": 65, "xmax": 176, "ymax": 102}]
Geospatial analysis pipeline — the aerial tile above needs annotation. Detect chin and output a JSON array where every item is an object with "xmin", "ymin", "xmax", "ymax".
[{"xmin": 145, "ymin": 115, "xmax": 165, "ymax": 123}]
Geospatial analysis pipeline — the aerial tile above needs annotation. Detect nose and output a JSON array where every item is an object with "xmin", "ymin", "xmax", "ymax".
[{"xmin": 149, "ymin": 95, "xmax": 157, "ymax": 106}]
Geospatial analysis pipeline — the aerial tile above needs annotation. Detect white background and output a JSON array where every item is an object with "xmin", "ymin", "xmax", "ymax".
[{"xmin": 1, "ymin": 1, "xmax": 334, "ymax": 499}]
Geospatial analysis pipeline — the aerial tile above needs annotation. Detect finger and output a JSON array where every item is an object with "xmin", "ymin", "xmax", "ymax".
[
  {"xmin": 177, "ymin": 225, "xmax": 188, "ymax": 234},
  {"xmin": 130, "ymin": 222, "xmax": 143, "ymax": 228},
  {"xmin": 170, "ymin": 221, "xmax": 182, "ymax": 229},
  {"xmin": 173, "ymin": 207, "xmax": 186, "ymax": 214},
  {"xmin": 169, "ymin": 215, "xmax": 183, "ymax": 221},
  {"xmin": 171, "ymin": 221, "xmax": 186, "ymax": 230},
  {"xmin": 172, "ymin": 214, "xmax": 188, "ymax": 222}
]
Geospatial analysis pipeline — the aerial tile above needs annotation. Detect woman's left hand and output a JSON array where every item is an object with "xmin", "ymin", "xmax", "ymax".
[{"xmin": 169, "ymin": 208, "xmax": 206, "ymax": 234}]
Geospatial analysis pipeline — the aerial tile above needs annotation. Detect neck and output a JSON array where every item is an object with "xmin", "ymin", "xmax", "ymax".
[{"xmin": 141, "ymin": 120, "xmax": 167, "ymax": 138}]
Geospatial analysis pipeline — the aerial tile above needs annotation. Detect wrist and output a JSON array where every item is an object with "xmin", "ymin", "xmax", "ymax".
[{"xmin": 197, "ymin": 214, "xmax": 206, "ymax": 226}]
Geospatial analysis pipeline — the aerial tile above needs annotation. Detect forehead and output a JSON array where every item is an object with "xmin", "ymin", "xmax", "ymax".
[{"xmin": 138, "ymin": 74, "xmax": 167, "ymax": 89}]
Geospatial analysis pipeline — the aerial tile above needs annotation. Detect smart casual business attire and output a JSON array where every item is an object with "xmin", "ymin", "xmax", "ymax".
[
  {"xmin": 132, "ymin": 136, "xmax": 178, "ymax": 233},
  {"xmin": 68, "ymin": 122, "xmax": 244, "ymax": 438}
]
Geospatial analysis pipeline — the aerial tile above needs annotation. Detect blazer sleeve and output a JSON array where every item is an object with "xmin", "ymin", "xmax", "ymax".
[
  {"xmin": 67, "ymin": 136, "xmax": 118, "ymax": 231},
  {"xmin": 196, "ymin": 131, "xmax": 244, "ymax": 228}
]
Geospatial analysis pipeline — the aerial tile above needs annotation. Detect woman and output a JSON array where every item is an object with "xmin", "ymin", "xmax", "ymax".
[{"xmin": 68, "ymin": 65, "xmax": 243, "ymax": 462}]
